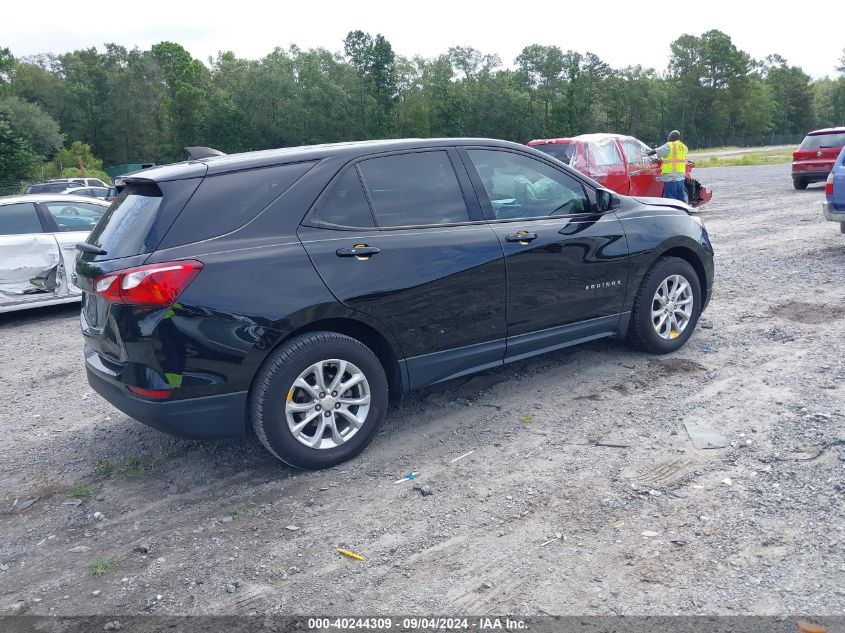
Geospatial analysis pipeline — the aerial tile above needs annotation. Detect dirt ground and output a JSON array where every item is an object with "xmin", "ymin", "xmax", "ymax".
[{"xmin": 1, "ymin": 163, "xmax": 844, "ymax": 617}]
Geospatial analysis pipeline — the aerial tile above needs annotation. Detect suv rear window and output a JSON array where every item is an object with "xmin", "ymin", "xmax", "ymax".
[
  {"xmin": 532, "ymin": 144, "xmax": 576, "ymax": 165},
  {"xmin": 86, "ymin": 183, "xmax": 162, "ymax": 259},
  {"xmin": 800, "ymin": 133, "xmax": 845, "ymax": 149}
]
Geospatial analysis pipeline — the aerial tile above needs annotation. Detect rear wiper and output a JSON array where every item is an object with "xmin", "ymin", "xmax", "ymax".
[{"xmin": 76, "ymin": 243, "xmax": 108, "ymax": 255}]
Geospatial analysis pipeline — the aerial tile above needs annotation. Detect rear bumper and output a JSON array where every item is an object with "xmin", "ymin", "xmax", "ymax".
[
  {"xmin": 823, "ymin": 201, "xmax": 845, "ymax": 222},
  {"xmin": 793, "ymin": 170, "xmax": 830, "ymax": 183},
  {"xmin": 86, "ymin": 364, "xmax": 248, "ymax": 438}
]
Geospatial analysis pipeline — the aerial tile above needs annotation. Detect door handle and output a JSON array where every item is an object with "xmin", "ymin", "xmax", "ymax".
[
  {"xmin": 505, "ymin": 232, "xmax": 538, "ymax": 243},
  {"xmin": 336, "ymin": 245, "xmax": 381, "ymax": 258}
]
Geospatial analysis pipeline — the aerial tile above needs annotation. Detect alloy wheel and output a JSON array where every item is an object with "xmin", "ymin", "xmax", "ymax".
[
  {"xmin": 651, "ymin": 274, "xmax": 694, "ymax": 340},
  {"xmin": 284, "ymin": 359, "xmax": 371, "ymax": 449}
]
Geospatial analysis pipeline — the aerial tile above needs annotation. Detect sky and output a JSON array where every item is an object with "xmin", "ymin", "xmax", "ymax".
[{"xmin": 2, "ymin": 0, "xmax": 842, "ymax": 78}]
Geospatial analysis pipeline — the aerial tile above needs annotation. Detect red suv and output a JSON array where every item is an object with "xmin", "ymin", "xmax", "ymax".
[
  {"xmin": 529, "ymin": 133, "xmax": 711, "ymax": 206},
  {"xmin": 792, "ymin": 127, "xmax": 845, "ymax": 190}
]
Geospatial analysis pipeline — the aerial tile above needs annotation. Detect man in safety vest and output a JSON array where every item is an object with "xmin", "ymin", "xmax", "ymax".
[{"xmin": 647, "ymin": 130, "xmax": 688, "ymax": 202}]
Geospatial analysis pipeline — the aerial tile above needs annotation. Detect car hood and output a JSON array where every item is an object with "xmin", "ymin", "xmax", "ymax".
[{"xmin": 632, "ymin": 196, "xmax": 695, "ymax": 213}]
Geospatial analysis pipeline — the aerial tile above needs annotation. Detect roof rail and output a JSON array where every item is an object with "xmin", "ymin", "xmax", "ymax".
[{"xmin": 183, "ymin": 146, "xmax": 227, "ymax": 160}]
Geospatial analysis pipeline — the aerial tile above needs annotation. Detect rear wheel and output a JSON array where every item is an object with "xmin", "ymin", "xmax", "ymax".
[
  {"xmin": 250, "ymin": 332, "xmax": 388, "ymax": 469},
  {"xmin": 628, "ymin": 257, "xmax": 702, "ymax": 354},
  {"xmin": 793, "ymin": 177, "xmax": 808, "ymax": 190}
]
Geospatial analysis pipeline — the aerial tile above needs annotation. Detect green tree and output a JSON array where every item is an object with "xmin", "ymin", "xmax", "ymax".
[
  {"xmin": 344, "ymin": 30, "xmax": 397, "ymax": 135},
  {"xmin": 763, "ymin": 55, "xmax": 814, "ymax": 136},
  {"xmin": 150, "ymin": 41, "xmax": 209, "ymax": 158},
  {"xmin": 0, "ymin": 103, "xmax": 40, "ymax": 187},
  {"xmin": 515, "ymin": 44, "xmax": 565, "ymax": 133},
  {"xmin": 54, "ymin": 140, "xmax": 104, "ymax": 174},
  {"xmin": 0, "ymin": 95, "xmax": 63, "ymax": 157},
  {"xmin": 0, "ymin": 47, "xmax": 15, "ymax": 93}
]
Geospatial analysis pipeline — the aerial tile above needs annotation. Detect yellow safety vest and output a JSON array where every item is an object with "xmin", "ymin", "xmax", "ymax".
[{"xmin": 661, "ymin": 140, "xmax": 688, "ymax": 175}]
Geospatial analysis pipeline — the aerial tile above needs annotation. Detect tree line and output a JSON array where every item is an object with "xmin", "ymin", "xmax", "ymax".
[{"xmin": 1, "ymin": 29, "xmax": 844, "ymax": 191}]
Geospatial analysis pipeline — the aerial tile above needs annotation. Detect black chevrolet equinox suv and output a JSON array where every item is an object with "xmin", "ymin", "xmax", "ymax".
[{"xmin": 76, "ymin": 138, "xmax": 714, "ymax": 469}]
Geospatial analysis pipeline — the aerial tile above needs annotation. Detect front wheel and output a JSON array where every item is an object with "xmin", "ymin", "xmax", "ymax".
[
  {"xmin": 627, "ymin": 257, "xmax": 702, "ymax": 354},
  {"xmin": 250, "ymin": 332, "xmax": 388, "ymax": 469}
]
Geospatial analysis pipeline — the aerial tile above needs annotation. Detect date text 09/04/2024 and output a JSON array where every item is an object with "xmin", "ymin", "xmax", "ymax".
[{"xmin": 307, "ymin": 617, "xmax": 528, "ymax": 630}]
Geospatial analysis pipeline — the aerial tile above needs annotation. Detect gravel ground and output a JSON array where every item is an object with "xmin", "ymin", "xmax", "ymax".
[{"xmin": 0, "ymin": 163, "xmax": 843, "ymax": 617}]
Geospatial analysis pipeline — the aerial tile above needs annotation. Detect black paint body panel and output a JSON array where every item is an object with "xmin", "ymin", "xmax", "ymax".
[{"xmin": 75, "ymin": 138, "xmax": 714, "ymax": 437}]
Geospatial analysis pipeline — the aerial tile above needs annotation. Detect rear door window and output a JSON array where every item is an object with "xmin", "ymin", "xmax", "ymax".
[
  {"xmin": 43, "ymin": 201, "xmax": 107, "ymax": 232},
  {"xmin": 0, "ymin": 202, "xmax": 44, "ymax": 235},
  {"xmin": 621, "ymin": 139, "xmax": 649, "ymax": 164},
  {"xmin": 86, "ymin": 183, "xmax": 163, "ymax": 258},
  {"xmin": 311, "ymin": 168, "xmax": 375, "ymax": 228},
  {"xmin": 357, "ymin": 151, "xmax": 469, "ymax": 227},
  {"xmin": 590, "ymin": 141, "xmax": 623, "ymax": 167}
]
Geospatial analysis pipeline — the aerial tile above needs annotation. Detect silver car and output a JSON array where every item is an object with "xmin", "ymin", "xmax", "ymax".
[{"xmin": 0, "ymin": 194, "xmax": 110, "ymax": 313}]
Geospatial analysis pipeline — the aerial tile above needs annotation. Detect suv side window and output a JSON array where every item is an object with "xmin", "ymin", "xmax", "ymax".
[
  {"xmin": 312, "ymin": 168, "xmax": 375, "ymax": 228},
  {"xmin": 357, "ymin": 151, "xmax": 469, "ymax": 227},
  {"xmin": 621, "ymin": 139, "xmax": 648, "ymax": 164},
  {"xmin": 466, "ymin": 149, "xmax": 590, "ymax": 220},
  {"xmin": 590, "ymin": 141, "xmax": 623, "ymax": 167},
  {"xmin": 0, "ymin": 202, "xmax": 43, "ymax": 235},
  {"xmin": 44, "ymin": 201, "xmax": 106, "ymax": 232}
]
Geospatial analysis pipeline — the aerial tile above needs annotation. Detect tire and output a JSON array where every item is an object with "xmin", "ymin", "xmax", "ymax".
[
  {"xmin": 627, "ymin": 256, "xmax": 702, "ymax": 354},
  {"xmin": 250, "ymin": 332, "xmax": 388, "ymax": 469},
  {"xmin": 793, "ymin": 177, "xmax": 808, "ymax": 190}
]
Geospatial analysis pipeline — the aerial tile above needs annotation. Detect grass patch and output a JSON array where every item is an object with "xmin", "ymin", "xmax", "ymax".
[
  {"xmin": 86, "ymin": 556, "xmax": 119, "ymax": 576},
  {"xmin": 93, "ymin": 457, "xmax": 147, "ymax": 480},
  {"xmin": 689, "ymin": 146, "xmax": 794, "ymax": 167},
  {"xmin": 30, "ymin": 468, "xmax": 63, "ymax": 500},
  {"xmin": 227, "ymin": 501, "xmax": 258, "ymax": 518},
  {"xmin": 119, "ymin": 457, "xmax": 146, "ymax": 480},
  {"xmin": 94, "ymin": 462, "xmax": 114, "ymax": 477},
  {"xmin": 65, "ymin": 484, "xmax": 92, "ymax": 499}
]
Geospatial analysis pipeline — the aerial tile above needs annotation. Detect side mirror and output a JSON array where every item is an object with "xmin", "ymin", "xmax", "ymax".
[{"xmin": 597, "ymin": 190, "xmax": 621, "ymax": 212}]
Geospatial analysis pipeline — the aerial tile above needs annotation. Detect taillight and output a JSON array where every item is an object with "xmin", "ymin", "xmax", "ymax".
[
  {"xmin": 826, "ymin": 173, "xmax": 834, "ymax": 197},
  {"xmin": 128, "ymin": 386, "xmax": 172, "ymax": 399},
  {"xmin": 93, "ymin": 260, "xmax": 202, "ymax": 307},
  {"xmin": 792, "ymin": 151, "xmax": 799, "ymax": 161}
]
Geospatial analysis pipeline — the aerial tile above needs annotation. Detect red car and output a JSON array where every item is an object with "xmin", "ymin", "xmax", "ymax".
[
  {"xmin": 792, "ymin": 127, "xmax": 845, "ymax": 190},
  {"xmin": 528, "ymin": 133, "xmax": 712, "ymax": 207}
]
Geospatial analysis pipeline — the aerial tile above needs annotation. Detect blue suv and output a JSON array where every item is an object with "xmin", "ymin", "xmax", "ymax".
[{"xmin": 823, "ymin": 145, "xmax": 845, "ymax": 234}]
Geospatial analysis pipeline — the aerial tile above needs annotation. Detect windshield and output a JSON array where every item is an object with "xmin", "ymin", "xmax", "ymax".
[{"xmin": 800, "ymin": 133, "xmax": 845, "ymax": 149}]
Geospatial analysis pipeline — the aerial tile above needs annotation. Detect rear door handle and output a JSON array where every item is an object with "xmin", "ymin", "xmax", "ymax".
[
  {"xmin": 336, "ymin": 246, "xmax": 381, "ymax": 258},
  {"xmin": 505, "ymin": 232, "xmax": 538, "ymax": 243}
]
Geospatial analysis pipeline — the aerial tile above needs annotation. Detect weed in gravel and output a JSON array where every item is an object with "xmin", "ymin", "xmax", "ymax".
[
  {"xmin": 65, "ymin": 484, "xmax": 92, "ymax": 498},
  {"xmin": 93, "ymin": 457, "xmax": 147, "ymax": 480},
  {"xmin": 119, "ymin": 457, "xmax": 146, "ymax": 480},
  {"xmin": 30, "ymin": 468, "xmax": 63, "ymax": 500},
  {"xmin": 228, "ymin": 501, "xmax": 258, "ymax": 518},
  {"xmin": 94, "ymin": 462, "xmax": 115, "ymax": 477},
  {"xmin": 86, "ymin": 557, "xmax": 119, "ymax": 576}
]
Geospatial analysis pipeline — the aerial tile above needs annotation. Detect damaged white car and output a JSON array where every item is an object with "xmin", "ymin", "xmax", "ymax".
[{"xmin": 0, "ymin": 194, "xmax": 109, "ymax": 313}]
